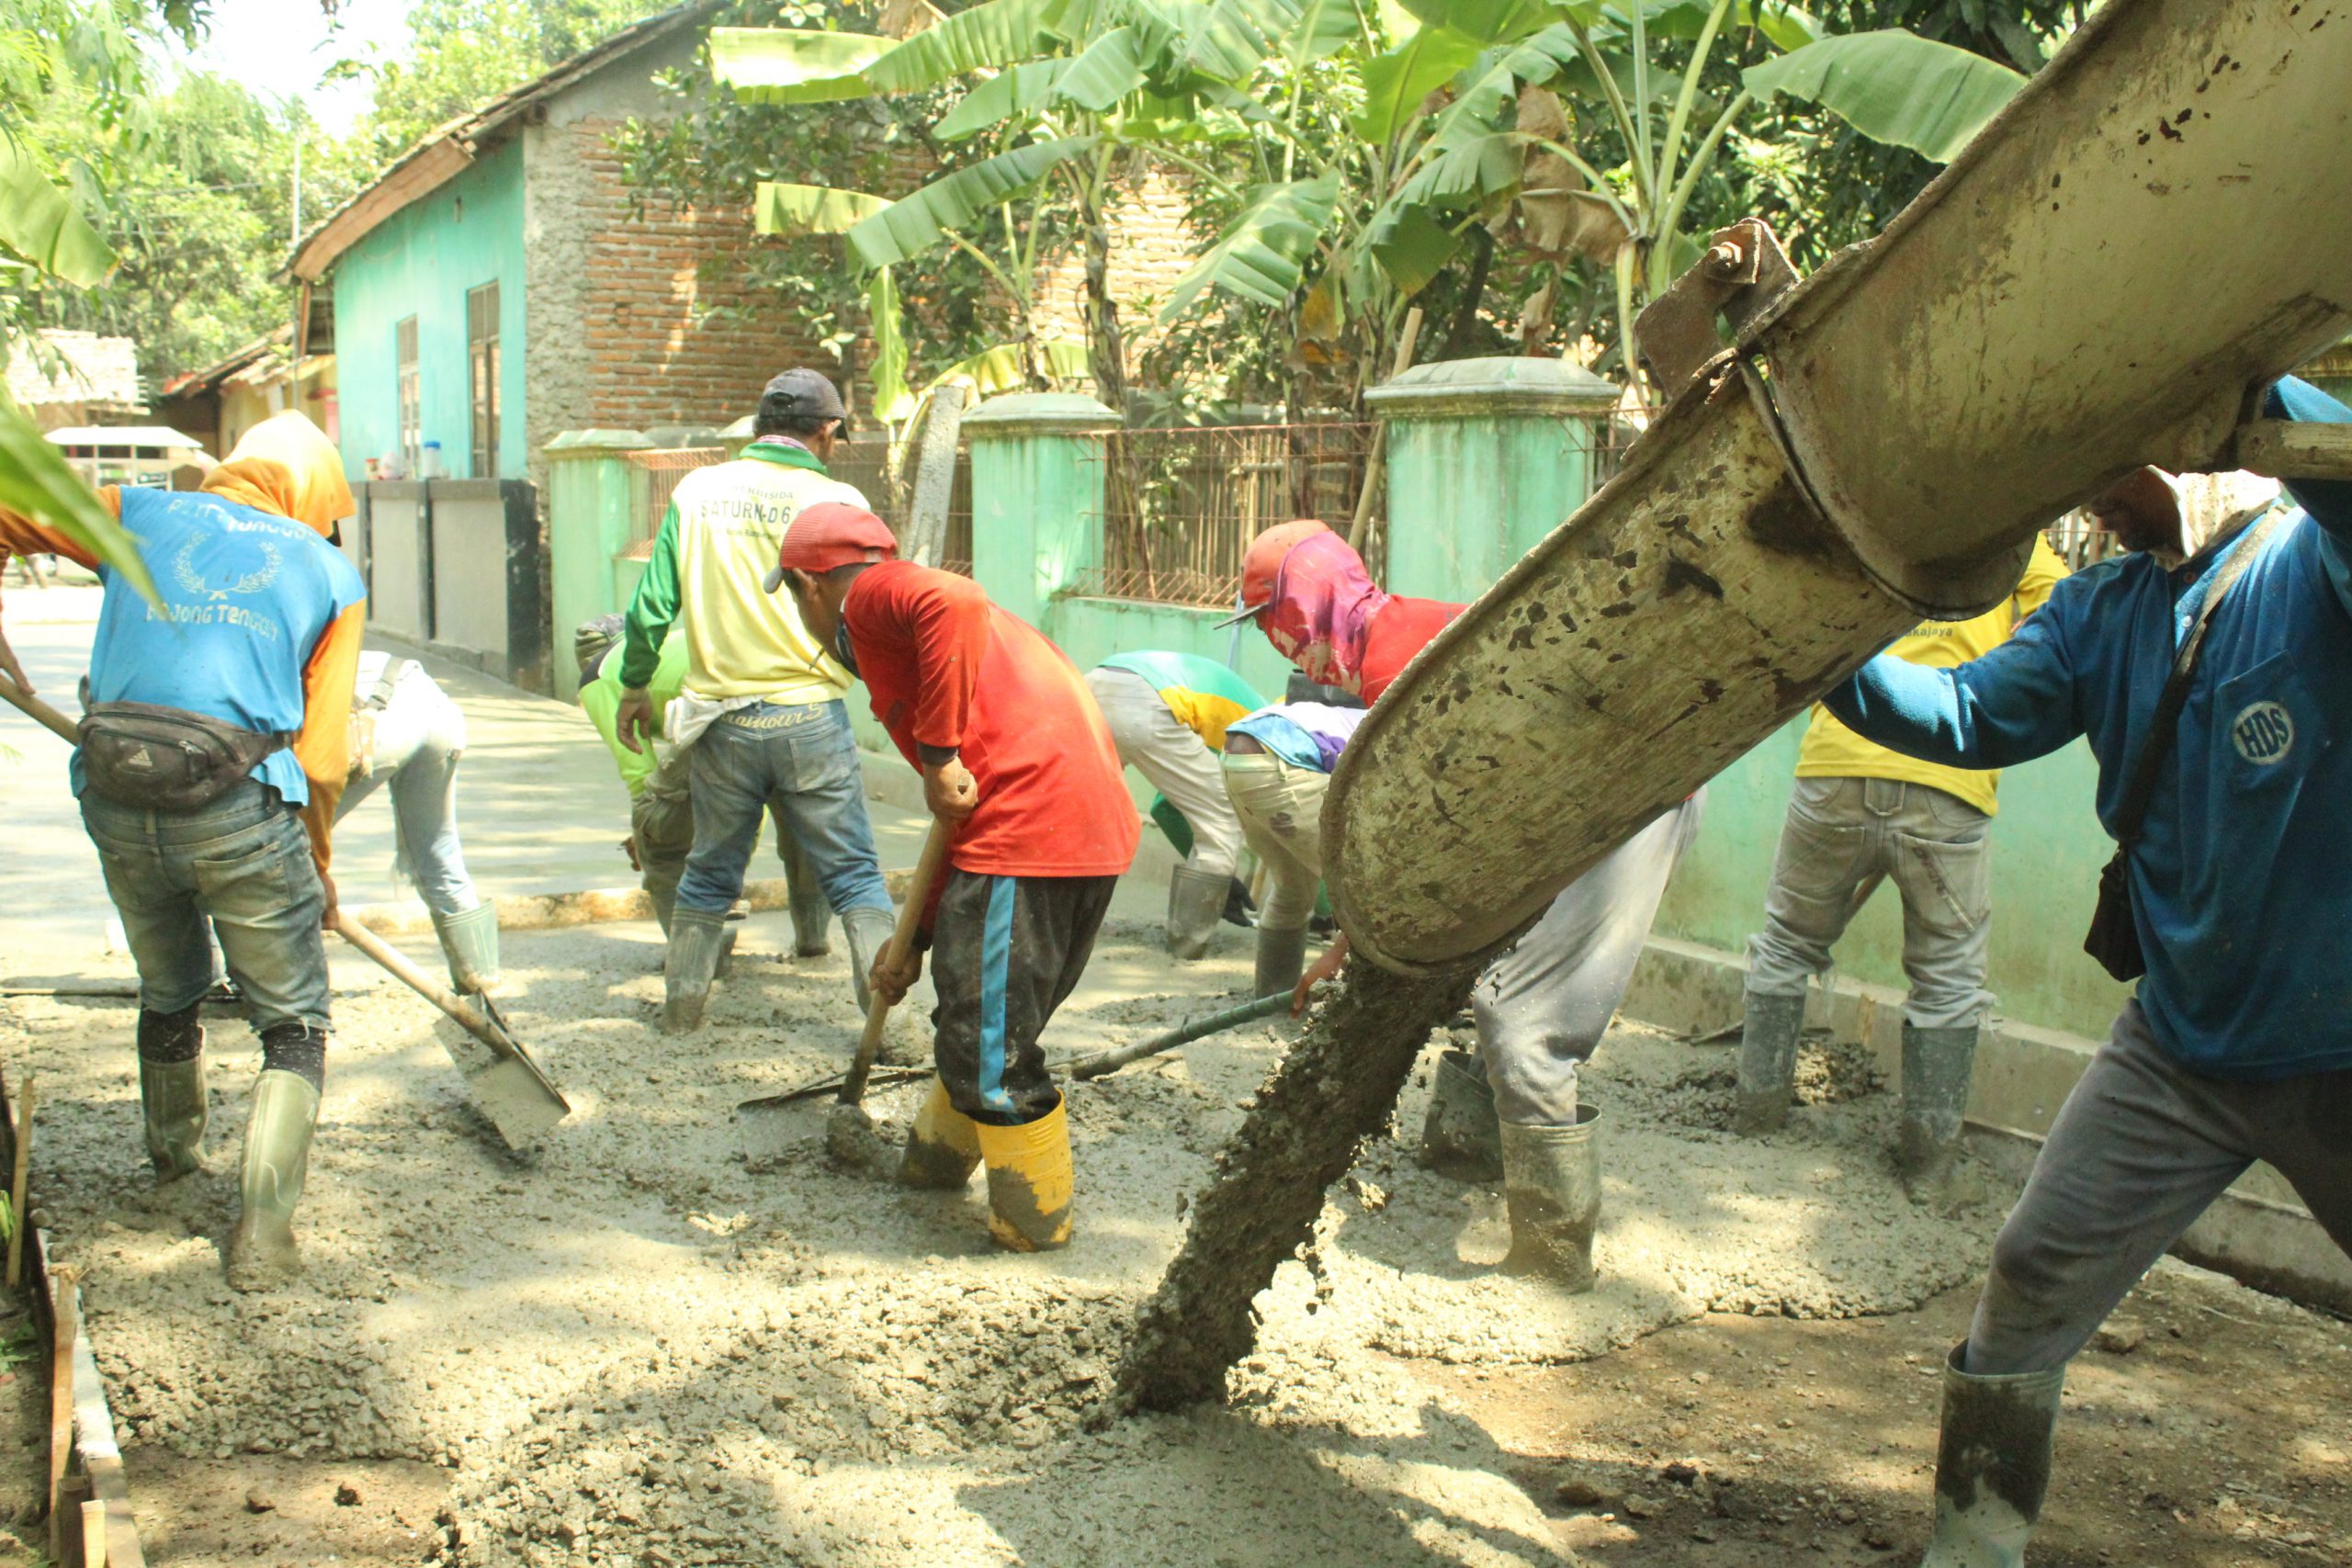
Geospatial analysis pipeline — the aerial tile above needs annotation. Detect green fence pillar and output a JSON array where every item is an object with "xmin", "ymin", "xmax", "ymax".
[
  {"xmin": 963, "ymin": 392, "xmax": 1118, "ymax": 626},
  {"xmin": 545, "ymin": 429, "xmax": 652, "ymax": 699},
  {"xmin": 1367, "ymin": 356, "xmax": 1622, "ymax": 604}
]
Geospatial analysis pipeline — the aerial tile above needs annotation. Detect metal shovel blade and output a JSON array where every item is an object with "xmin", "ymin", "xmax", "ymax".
[{"xmin": 433, "ymin": 1010, "xmax": 571, "ymax": 1148}]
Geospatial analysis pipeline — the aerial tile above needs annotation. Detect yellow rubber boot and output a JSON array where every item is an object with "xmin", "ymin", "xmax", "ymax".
[
  {"xmin": 974, "ymin": 1095, "xmax": 1073, "ymax": 1252},
  {"xmin": 899, "ymin": 1078, "xmax": 983, "ymax": 1190}
]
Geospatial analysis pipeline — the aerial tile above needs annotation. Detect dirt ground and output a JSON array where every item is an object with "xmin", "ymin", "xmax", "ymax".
[{"xmin": 0, "ymin": 915, "xmax": 2346, "ymax": 1566}]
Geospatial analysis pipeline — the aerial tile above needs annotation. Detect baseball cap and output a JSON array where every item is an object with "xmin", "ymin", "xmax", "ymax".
[
  {"xmin": 758, "ymin": 368, "xmax": 848, "ymax": 426},
  {"xmin": 1211, "ymin": 519, "xmax": 1335, "ymax": 627},
  {"xmin": 763, "ymin": 502, "xmax": 899, "ymax": 592}
]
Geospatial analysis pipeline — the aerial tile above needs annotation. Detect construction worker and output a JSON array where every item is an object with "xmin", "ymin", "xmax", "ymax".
[
  {"xmin": 1082, "ymin": 650, "xmax": 1264, "ymax": 958},
  {"xmin": 769, "ymin": 502, "xmax": 1138, "ymax": 1252},
  {"xmin": 1734, "ymin": 535, "xmax": 2070, "ymax": 1206},
  {"xmin": 0, "ymin": 412, "xmax": 364, "ymax": 1291},
  {"xmin": 334, "ymin": 651, "xmax": 499, "ymax": 993},
  {"xmin": 1822, "ymin": 377, "xmax": 2352, "ymax": 1567},
  {"xmin": 575, "ymin": 615, "xmax": 832, "ymax": 957},
  {"xmin": 611, "ymin": 370, "xmax": 896, "ymax": 1032},
  {"xmin": 1219, "ymin": 699, "xmax": 1367, "ymax": 997},
  {"xmin": 1221, "ymin": 521, "xmax": 1700, "ymax": 1291}
]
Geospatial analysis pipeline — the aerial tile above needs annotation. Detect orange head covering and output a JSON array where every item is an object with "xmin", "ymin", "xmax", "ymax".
[
  {"xmin": 202, "ymin": 412, "xmax": 355, "ymax": 537},
  {"xmin": 1211, "ymin": 519, "xmax": 1333, "ymax": 627}
]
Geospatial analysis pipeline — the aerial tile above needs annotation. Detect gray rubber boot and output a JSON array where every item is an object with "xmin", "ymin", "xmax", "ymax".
[
  {"xmin": 1254, "ymin": 925, "xmax": 1309, "ymax": 1000},
  {"xmin": 1734, "ymin": 988, "xmax": 1808, "ymax": 1134},
  {"xmin": 1165, "ymin": 864, "xmax": 1227, "ymax": 961},
  {"xmin": 781, "ymin": 832, "xmax": 833, "ymax": 957},
  {"xmin": 1899, "ymin": 1023, "xmax": 1981, "ymax": 1208},
  {"xmin": 135, "ymin": 1006, "xmax": 208, "ymax": 1183},
  {"xmin": 843, "ymin": 907, "xmax": 898, "ymax": 1016},
  {"xmin": 431, "ymin": 902, "xmax": 502, "ymax": 995},
  {"xmin": 1919, "ymin": 1344, "xmax": 2064, "ymax": 1567},
  {"xmin": 661, "ymin": 908, "xmax": 729, "ymax": 1033},
  {"xmin": 1421, "ymin": 1048, "xmax": 1505, "ymax": 1181},
  {"xmin": 225, "ymin": 1070, "xmax": 320, "ymax": 1292},
  {"xmin": 647, "ymin": 882, "xmax": 677, "ymax": 938},
  {"xmin": 1498, "ymin": 1106, "xmax": 1601, "ymax": 1292}
]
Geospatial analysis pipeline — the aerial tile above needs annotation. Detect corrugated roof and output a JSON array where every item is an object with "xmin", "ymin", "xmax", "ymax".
[{"xmin": 289, "ymin": 1, "xmax": 722, "ymax": 284}]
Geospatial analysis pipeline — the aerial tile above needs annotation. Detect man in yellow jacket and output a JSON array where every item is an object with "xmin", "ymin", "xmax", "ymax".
[{"xmin": 1735, "ymin": 537, "xmax": 2069, "ymax": 1204}]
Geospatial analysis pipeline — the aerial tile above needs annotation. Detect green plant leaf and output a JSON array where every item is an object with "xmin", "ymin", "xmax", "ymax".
[
  {"xmin": 864, "ymin": 0, "xmax": 1071, "ymax": 93},
  {"xmin": 922, "ymin": 338, "xmax": 1093, "ymax": 399},
  {"xmin": 1396, "ymin": 0, "xmax": 1562, "ymax": 46},
  {"xmin": 1159, "ymin": 172, "xmax": 1342, "ymax": 320},
  {"xmin": 847, "ymin": 136, "xmax": 1102, "ymax": 269},
  {"xmin": 753, "ymin": 183, "xmax": 892, "ymax": 235},
  {"xmin": 0, "ymin": 393, "xmax": 154, "ymax": 602},
  {"xmin": 1393, "ymin": 24, "xmax": 1581, "ymax": 205},
  {"xmin": 708, "ymin": 28, "xmax": 893, "ymax": 104},
  {"xmin": 867, "ymin": 267, "xmax": 914, "ymax": 423},
  {"xmin": 1056, "ymin": 25, "xmax": 1149, "ymax": 110},
  {"xmin": 0, "ymin": 139, "xmax": 117, "ymax": 287},
  {"xmin": 1354, "ymin": 23, "xmax": 1482, "ymax": 143},
  {"xmin": 1364, "ymin": 203, "xmax": 1461, "ymax": 294},
  {"xmin": 1614, "ymin": 1, "xmax": 1818, "ymax": 49},
  {"xmin": 1742, "ymin": 28, "xmax": 2024, "ymax": 162},
  {"xmin": 934, "ymin": 60, "xmax": 1068, "ymax": 140}
]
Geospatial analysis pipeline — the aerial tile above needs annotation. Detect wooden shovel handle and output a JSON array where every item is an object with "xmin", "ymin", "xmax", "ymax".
[
  {"xmin": 839, "ymin": 815, "xmax": 956, "ymax": 1107},
  {"xmin": 0, "ymin": 672, "xmax": 77, "ymax": 746},
  {"xmin": 333, "ymin": 913, "xmax": 521, "ymax": 1063}
]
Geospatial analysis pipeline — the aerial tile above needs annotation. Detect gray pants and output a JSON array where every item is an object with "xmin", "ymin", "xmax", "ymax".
[
  {"xmin": 1476, "ymin": 795, "xmax": 1704, "ymax": 1126},
  {"xmin": 631, "ymin": 754, "xmax": 823, "ymax": 921},
  {"xmin": 1747, "ymin": 775, "xmax": 1993, "ymax": 1030},
  {"xmin": 1085, "ymin": 666, "xmax": 1247, "ymax": 877},
  {"xmin": 336, "ymin": 658, "xmax": 481, "ymax": 918},
  {"xmin": 1968, "ymin": 1000, "xmax": 2352, "ymax": 1375}
]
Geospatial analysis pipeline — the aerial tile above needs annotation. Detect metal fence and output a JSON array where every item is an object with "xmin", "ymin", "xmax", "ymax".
[
  {"xmin": 624, "ymin": 440, "xmax": 974, "ymax": 573},
  {"xmin": 1079, "ymin": 423, "xmax": 1378, "ymax": 607}
]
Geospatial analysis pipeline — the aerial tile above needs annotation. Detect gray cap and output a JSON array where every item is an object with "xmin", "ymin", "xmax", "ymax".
[{"xmin": 759, "ymin": 368, "xmax": 847, "ymax": 424}]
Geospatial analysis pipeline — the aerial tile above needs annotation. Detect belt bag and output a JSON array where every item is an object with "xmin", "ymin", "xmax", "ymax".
[
  {"xmin": 2082, "ymin": 510, "xmax": 2281, "ymax": 983},
  {"xmin": 77, "ymin": 701, "xmax": 290, "ymax": 813}
]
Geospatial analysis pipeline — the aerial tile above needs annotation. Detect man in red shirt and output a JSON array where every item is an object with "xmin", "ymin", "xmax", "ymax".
[{"xmin": 767, "ymin": 503, "xmax": 1139, "ymax": 1251}]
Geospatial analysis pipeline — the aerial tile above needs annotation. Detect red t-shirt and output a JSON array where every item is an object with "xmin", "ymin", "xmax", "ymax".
[
  {"xmin": 1358, "ymin": 595, "xmax": 1464, "ymax": 704},
  {"xmin": 843, "ymin": 561, "xmax": 1139, "ymax": 879}
]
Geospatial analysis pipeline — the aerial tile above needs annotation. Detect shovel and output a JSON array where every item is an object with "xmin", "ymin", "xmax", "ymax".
[{"xmin": 334, "ymin": 915, "xmax": 572, "ymax": 1148}]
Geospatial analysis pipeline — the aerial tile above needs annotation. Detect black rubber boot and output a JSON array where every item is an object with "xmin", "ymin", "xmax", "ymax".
[
  {"xmin": 1898, "ymin": 1023, "xmax": 1981, "ymax": 1208},
  {"xmin": 135, "ymin": 1004, "xmax": 209, "ymax": 1183},
  {"xmin": 1734, "ymin": 988, "xmax": 1808, "ymax": 1134},
  {"xmin": 1919, "ymin": 1344, "xmax": 2064, "ymax": 1566},
  {"xmin": 1498, "ymin": 1106, "xmax": 1601, "ymax": 1292},
  {"xmin": 842, "ymin": 908, "xmax": 897, "ymax": 1017},
  {"xmin": 1421, "ymin": 1048, "xmax": 1504, "ymax": 1181}
]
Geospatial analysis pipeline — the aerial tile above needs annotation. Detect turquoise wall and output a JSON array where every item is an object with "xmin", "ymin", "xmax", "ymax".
[{"xmin": 332, "ymin": 140, "xmax": 528, "ymax": 482}]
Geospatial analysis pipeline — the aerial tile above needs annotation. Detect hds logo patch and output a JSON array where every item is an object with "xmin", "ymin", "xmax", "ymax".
[{"xmin": 2230, "ymin": 700, "xmax": 2294, "ymax": 765}]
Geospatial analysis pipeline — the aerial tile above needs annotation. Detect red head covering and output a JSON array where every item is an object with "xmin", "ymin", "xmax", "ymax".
[
  {"xmin": 1254, "ymin": 529, "xmax": 1389, "ymax": 693},
  {"xmin": 1214, "ymin": 519, "xmax": 1334, "ymax": 627},
  {"xmin": 765, "ymin": 501, "xmax": 899, "ymax": 591}
]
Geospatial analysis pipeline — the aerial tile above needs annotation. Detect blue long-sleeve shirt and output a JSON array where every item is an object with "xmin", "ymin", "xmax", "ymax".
[{"xmin": 1823, "ymin": 378, "xmax": 2352, "ymax": 1080}]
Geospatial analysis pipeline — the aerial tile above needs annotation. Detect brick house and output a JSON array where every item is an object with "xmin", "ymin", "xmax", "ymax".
[{"xmin": 290, "ymin": 1, "xmax": 1199, "ymax": 500}]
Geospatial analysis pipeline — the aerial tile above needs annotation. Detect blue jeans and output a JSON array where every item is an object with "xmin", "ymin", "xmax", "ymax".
[
  {"xmin": 81, "ymin": 780, "xmax": 331, "ymax": 1036},
  {"xmin": 334, "ymin": 660, "xmax": 479, "ymax": 917},
  {"xmin": 676, "ymin": 700, "xmax": 891, "ymax": 919}
]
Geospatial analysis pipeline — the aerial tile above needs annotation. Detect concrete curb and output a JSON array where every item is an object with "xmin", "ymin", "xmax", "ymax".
[
  {"xmin": 345, "ymin": 867, "xmax": 919, "ymax": 937},
  {"xmin": 1620, "ymin": 935, "xmax": 2352, "ymax": 1317}
]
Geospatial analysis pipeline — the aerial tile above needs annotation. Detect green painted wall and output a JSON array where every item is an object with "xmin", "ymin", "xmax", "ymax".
[{"xmin": 331, "ymin": 140, "xmax": 529, "ymax": 482}]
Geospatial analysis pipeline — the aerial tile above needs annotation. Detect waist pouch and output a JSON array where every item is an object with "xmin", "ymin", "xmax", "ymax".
[{"xmin": 78, "ymin": 701, "xmax": 289, "ymax": 813}]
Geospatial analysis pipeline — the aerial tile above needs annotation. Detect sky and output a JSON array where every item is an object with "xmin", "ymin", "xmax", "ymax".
[{"xmin": 173, "ymin": 0, "xmax": 415, "ymax": 133}]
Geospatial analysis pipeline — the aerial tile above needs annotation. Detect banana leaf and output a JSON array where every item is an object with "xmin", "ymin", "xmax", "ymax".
[
  {"xmin": 0, "ymin": 141, "xmax": 117, "ymax": 287},
  {"xmin": 864, "ymin": 0, "xmax": 1071, "ymax": 93},
  {"xmin": 753, "ymin": 183, "xmax": 892, "ymax": 235},
  {"xmin": 1743, "ymin": 28, "xmax": 2024, "ymax": 163},
  {"xmin": 1354, "ymin": 23, "xmax": 1481, "ymax": 143},
  {"xmin": 867, "ymin": 268, "xmax": 914, "ymax": 423},
  {"xmin": 1159, "ymin": 172, "xmax": 1342, "ymax": 320},
  {"xmin": 0, "ymin": 392, "xmax": 153, "ymax": 601},
  {"xmin": 707, "ymin": 28, "xmax": 893, "ymax": 104},
  {"xmin": 847, "ymin": 136, "xmax": 1102, "ymax": 270}
]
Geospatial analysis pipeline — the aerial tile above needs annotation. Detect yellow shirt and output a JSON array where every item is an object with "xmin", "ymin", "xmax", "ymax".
[
  {"xmin": 665, "ymin": 446, "xmax": 862, "ymax": 703},
  {"xmin": 1795, "ymin": 536, "xmax": 2070, "ymax": 816}
]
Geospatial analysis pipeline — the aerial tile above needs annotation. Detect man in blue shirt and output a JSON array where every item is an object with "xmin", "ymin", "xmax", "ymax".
[{"xmin": 1822, "ymin": 377, "xmax": 2352, "ymax": 1566}]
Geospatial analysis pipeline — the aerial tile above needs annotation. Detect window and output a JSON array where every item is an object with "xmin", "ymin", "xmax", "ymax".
[
  {"xmin": 395, "ymin": 315, "xmax": 421, "ymax": 477},
  {"xmin": 468, "ymin": 281, "xmax": 500, "ymax": 478}
]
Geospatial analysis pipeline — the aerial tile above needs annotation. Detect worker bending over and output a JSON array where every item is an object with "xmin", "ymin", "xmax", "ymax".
[
  {"xmin": 613, "ymin": 370, "xmax": 896, "ymax": 1031},
  {"xmin": 577, "ymin": 616, "xmax": 831, "ymax": 957},
  {"xmin": 1083, "ymin": 650, "xmax": 1263, "ymax": 958},
  {"xmin": 1825, "ymin": 378, "xmax": 2352, "ymax": 1567},
  {"xmin": 771, "ymin": 504, "xmax": 1137, "ymax": 1252},
  {"xmin": 1736, "ymin": 535, "xmax": 2068, "ymax": 1205},
  {"xmin": 1219, "ymin": 699, "xmax": 1365, "ymax": 997},
  {"xmin": 0, "ymin": 413, "xmax": 365, "ymax": 1291},
  {"xmin": 1222, "ymin": 522, "xmax": 1699, "ymax": 1291},
  {"xmin": 335, "ymin": 651, "xmax": 499, "ymax": 993}
]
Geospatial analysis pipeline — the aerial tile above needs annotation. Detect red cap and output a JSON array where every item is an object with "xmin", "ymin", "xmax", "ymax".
[
  {"xmin": 765, "ymin": 502, "xmax": 899, "ymax": 591},
  {"xmin": 1212, "ymin": 519, "xmax": 1332, "ymax": 627}
]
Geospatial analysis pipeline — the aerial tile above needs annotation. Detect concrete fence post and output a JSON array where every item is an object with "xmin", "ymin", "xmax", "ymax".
[
  {"xmin": 962, "ymin": 392, "xmax": 1119, "ymax": 626},
  {"xmin": 1366, "ymin": 356, "xmax": 1622, "ymax": 604},
  {"xmin": 545, "ymin": 428, "xmax": 653, "ymax": 700}
]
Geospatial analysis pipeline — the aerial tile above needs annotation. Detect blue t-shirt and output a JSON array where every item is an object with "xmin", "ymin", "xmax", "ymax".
[
  {"xmin": 1227, "ymin": 702, "xmax": 1369, "ymax": 773},
  {"xmin": 81, "ymin": 488, "xmax": 366, "ymax": 807},
  {"xmin": 1824, "ymin": 378, "xmax": 2352, "ymax": 1080}
]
